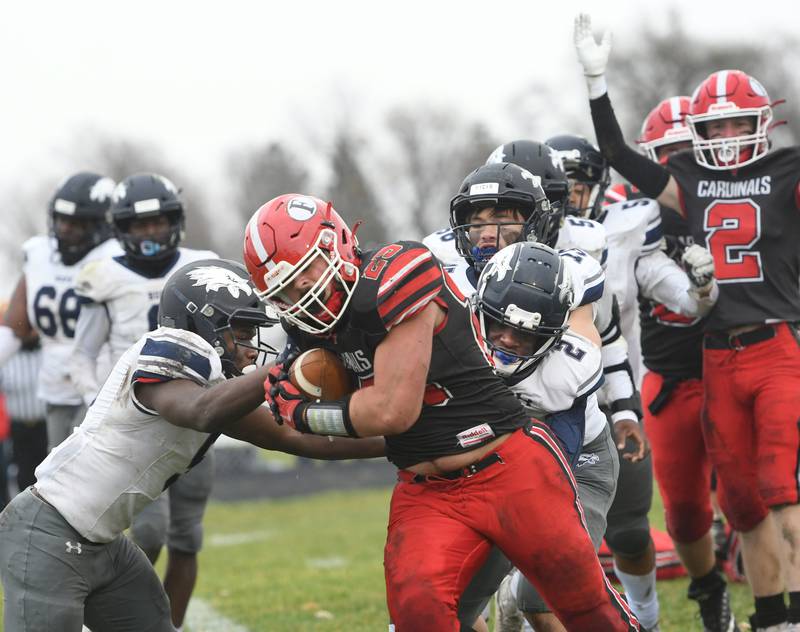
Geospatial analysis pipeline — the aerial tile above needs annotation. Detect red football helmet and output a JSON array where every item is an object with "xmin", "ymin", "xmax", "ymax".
[
  {"xmin": 638, "ymin": 96, "xmax": 692, "ymax": 163},
  {"xmin": 243, "ymin": 194, "xmax": 360, "ymax": 334},
  {"xmin": 687, "ymin": 70, "xmax": 772, "ymax": 170}
]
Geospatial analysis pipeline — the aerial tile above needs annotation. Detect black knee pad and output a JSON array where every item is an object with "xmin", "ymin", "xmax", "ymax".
[{"xmin": 605, "ymin": 527, "xmax": 651, "ymax": 559}]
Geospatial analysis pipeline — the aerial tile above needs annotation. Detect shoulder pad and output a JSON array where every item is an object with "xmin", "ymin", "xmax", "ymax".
[
  {"xmin": 21, "ymin": 235, "xmax": 51, "ymax": 261},
  {"xmin": 75, "ymin": 259, "xmax": 113, "ymax": 301},
  {"xmin": 357, "ymin": 242, "xmax": 443, "ymax": 332},
  {"xmin": 132, "ymin": 327, "xmax": 223, "ymax": 386},
  {"xmin": 559, "ymin": 250, "xmax": 604, "ymax": 307},
  {"xmin": 558, "ymin": 217, "xmax": 607, "ymax": 263},
  {"xmin": 422, "ymin": 228, "xmax": 461, "ymax": 266}
]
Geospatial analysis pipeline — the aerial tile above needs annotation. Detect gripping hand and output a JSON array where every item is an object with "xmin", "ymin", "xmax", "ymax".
[
  {"xmin": 682, "ymin": 244, "xmax": 715, "ymax": 290},
  {"xmin": 264, "ymin": 365, "xmax": 308, "ymax": 431}
]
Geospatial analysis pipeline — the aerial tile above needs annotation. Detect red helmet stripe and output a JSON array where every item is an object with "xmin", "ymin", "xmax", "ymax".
[{"xmin": 669, "ymin": 97, "xmax": 682, "ymax": 128}]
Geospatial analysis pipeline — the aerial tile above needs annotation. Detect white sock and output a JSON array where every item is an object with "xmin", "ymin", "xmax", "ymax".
[
  {"xmin": 613, "ymin": 564, "xmax": 659, "ymax": 628},
  {"xmin": 388, "ymin": 625, "xmax": 395, "ymax": 632}
]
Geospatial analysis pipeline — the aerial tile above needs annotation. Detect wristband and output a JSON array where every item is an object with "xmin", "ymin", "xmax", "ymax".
[
  {"xmin": 586, "ymin": 74, "xmax": 608, "ymax": 100},
  {"xmin": 300, "ymin": 394, "xmax": 358, "ymax": 437}
]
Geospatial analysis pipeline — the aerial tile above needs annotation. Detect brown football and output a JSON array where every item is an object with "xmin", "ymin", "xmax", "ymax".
[{"xmin": 288, "ymin": 348, "xmax": 354, "ymax": 401}]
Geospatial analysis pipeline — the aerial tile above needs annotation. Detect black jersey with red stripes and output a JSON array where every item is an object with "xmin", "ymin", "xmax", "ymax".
[
  {"xmin": 610, "ymin": 183, "xmax": 706, "ymax": 378},
  {"xmin": 286, "ymin": 240, "xmax": 528, "ymax": 469},
  {"xmin": 666, "ymin": 147, "xmax": 800, "ymax": 331}
]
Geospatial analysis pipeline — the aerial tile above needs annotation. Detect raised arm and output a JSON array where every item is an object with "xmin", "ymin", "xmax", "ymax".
[{"xmin": 574, "ymin": 13, "xmax": 682, "ymax": 211}]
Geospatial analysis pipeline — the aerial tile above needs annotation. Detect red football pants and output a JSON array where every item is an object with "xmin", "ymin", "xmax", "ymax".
[
  {"xmin": 384, "ymin": 424, "xmax": 639, "ymax": 632},
  {"xmin": 702, "ymin": 323, "xmax": 800, "ymax": 532},
  {"xmin": 642, "ymin": 372, "xmax": 713, "ymax": 543}
]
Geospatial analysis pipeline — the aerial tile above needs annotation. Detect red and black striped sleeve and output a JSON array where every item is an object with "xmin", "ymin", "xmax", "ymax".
[{"xmin": 374, "ymin": 246, "xmax": 443, "ymax": 331}]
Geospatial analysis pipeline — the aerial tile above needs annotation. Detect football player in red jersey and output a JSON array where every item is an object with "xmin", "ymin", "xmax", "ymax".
[
  {"xmin": 243, "ymin": 194, "xmax": 640, "ymax": 632},
  {"xmin": 575, "ymin": 13, "xmax": 800, "ymax": 631},
  {"xmin": 608, "ymin": 96, "xmax": 741, "ymax": 632}
]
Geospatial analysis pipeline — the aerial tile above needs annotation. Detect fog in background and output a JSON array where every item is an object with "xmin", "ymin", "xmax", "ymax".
[{"xmin": 2, "ymin": 0, "xmax": 797, "ymax": 295}]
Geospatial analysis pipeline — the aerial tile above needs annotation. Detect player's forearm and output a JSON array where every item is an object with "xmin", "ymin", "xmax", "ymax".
[
  {"xmin": 192, "ymin": 367, "xmax": 271, "ymax": 433},
  {"xmin": 646, "ymin": 269, "xmax": 718, "ymax": 318},
  {"xmin": 226, "ymin": 406, "xmax": 387, "ymax": 458},
  {"xmin": 589, "ymin": 94, "xmax": 671, "ymax": 200},
  {"xmin": 348, "ymin": 385, "xmax": 423, "ymax": 437}
]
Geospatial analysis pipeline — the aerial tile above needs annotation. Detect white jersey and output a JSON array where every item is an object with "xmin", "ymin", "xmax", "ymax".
[
  {"xmin": 75, "ymin": 248, "xmax": 218, "ymax": 364},
  {"xmin": 441, "ymin": 250, "xmax": 604, "ymax": 310},
  {"xmin": 601, "ymin": 197, "xmax": 663, "ymax": 385},
  {"xmin": 511, "ymin": 331, "xmax": 606, "ymax": 448},
  {"xmin": 555, "ymin": 214, "xmax": 639, "ymax": 422},
  {"xmin": 22, "ymin": 236, "xmax": 122, "ymax": 405},
  {"xmin": 422, "ymin": 227, "xmax": 462, "ymax": 267},
  {"xmin": 35, "ymin": 327, "xmax": 224, "ymax": 543}
]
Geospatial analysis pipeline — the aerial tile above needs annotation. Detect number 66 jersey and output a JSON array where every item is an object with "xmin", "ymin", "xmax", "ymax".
[
  {"xmin": 666, "ymin": 147, "xmax": 800, "ymax": 331},
  {"xmin": 22, "ymin": 235, "xmax": 122, "ymax": 405}
]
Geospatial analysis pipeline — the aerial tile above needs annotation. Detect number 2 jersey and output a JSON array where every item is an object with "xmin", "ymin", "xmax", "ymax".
[
  {"xmin": 22, "ymin": 235, "xmax": 122, "ymax": 405},
  {"xmin": 34, "ymin": 327, "xmax": 224, "ymax": 543},
  {"xmin": 285, "ymin": 241, "xmax": 528, "ymax": 469},
  {"xmin": 667, "ymin": 147, "xmax": 800, "ymax": 331}
]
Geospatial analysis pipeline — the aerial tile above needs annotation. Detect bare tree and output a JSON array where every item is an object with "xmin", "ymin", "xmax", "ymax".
[
  {"xmin": 326, "ymin": 130, "xmax": 389, "ymax": 250},
  {"xmin": 608, "ymin": 10, "xmax": 799, "ymax": 147},
  {"xmin": 384, "ymin": 106, "xmax": 499, "ymax": 237},
  {"xmin": 70, "ymin": 135, "xmax": 217, "ymax": 253}
]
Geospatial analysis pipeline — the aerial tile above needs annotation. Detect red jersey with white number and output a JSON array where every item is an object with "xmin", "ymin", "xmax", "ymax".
[
  {"xmin": 667, "ymin": 147, "xmax": 800, "ymax": 331},
  {"xmin": 286, "ymin": 241, "xmax": 528, "ymax": 469}
]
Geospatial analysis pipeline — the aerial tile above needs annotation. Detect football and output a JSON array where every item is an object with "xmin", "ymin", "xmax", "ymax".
[{"xmin": 288, "ymin": 348, "xmax": 354, "ymax": 401}]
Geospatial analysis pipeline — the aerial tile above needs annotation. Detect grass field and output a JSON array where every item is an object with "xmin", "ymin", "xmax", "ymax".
[{"xmin": 1, "ymin": 484, "xmax": 756, "ymax": 631}]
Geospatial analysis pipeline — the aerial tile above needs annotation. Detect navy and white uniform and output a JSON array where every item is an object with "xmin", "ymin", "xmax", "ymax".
[{"xmin": 0, "ymin": 327, "xmax": 223, "ymax": 632}]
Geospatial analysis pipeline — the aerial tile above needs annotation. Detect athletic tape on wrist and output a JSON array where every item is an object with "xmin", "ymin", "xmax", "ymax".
[{"xmin": 303, "ymin": 394, "xmax": 357, "ymax": 437}]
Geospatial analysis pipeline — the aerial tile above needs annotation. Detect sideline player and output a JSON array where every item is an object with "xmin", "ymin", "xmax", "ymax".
[
  {"xmin": 69, "ymin": 173, "xmax": 218, "ymax": 629},
  {"xmin": 575, "ymin": 13, "xmax": 800, "ymax": 631},
  {"xmin": 0, "ymin": 172, "xmax": 121, "ymax": 450},
  {"xmin": 0, "ymin": 258, "xmax": 385, "ymax": 632},
  {"xmin": 244, "ymin": 193, "xmax": 640, "ymax": 631}
]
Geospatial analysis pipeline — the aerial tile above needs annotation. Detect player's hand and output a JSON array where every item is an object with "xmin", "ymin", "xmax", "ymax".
[
  {"xmin": 574, "ymin": 14, "xmax": 612, "ymax": 78},
  {"xmin": 682, "ymin": 244, "xmax": 715, "ymax": 290},
  {"xmin": 613, "ymin": 417, "xmax": 649, "ymax": 463},
  {"xmin": 264, "ymin": 365, "xmax": 308, "ymax": 431}
]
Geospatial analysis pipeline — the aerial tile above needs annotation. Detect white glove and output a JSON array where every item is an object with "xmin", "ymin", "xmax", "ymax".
[
  {"xmin": 681, "ymin": 244, "xmax": 715, "ymax": 290},
  {"xmin": 574, "ymin": 14, "xmax": 612, "ymax": 98}
]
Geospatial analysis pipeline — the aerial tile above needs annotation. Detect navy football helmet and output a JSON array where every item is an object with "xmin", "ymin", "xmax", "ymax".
[
  {"xmin": 159, "ymin": 259, "xmax": 278, "ymax": 377},
  {"xmin": 450, "ymin": 162, "xmax": 556, "ymax": 270},
  {"xmin": 474, "ymin": 242, "xmax": 572, "ymax": 379},
  {"xmin": 48, "ymin": 172, "xmax": 115, "ymax": 264}
]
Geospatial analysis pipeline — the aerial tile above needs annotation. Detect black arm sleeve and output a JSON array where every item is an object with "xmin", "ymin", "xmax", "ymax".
[{"xmin": 590, "ymin": 93, "xmax": 671, "ymax": 199}]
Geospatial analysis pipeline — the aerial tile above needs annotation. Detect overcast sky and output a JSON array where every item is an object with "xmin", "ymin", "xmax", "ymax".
[
  {"xmin": 3, "ymin": 0, "xmax": 795, "ymax": 188},
  {"xmin": 0, "ymin": 0, "xmax": 796, "ymax": 296}
]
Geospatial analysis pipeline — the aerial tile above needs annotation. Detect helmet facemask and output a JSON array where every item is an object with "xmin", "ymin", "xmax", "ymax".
[
  {"xmin": 688, "ymin": 107, "xmax": 772, "ymax": 170},
  {"xmin": 476, "ymin": 299, "xmax": 567, "ymax": 379},
  {"xmin": 452, "ymin": 202, "xmax": 558, "ymax": 270},
  {"xmin": 115, "ymin": 210, "xmax": 184, "ymax": 264},
  {"xmin": 258, "ymin": 228, "xmax": 359, "ymax": 335}
]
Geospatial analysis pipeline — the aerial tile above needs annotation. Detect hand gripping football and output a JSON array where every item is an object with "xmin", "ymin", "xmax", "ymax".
[{"xmin": 288, "ymin": 348, "xmax": 354, "ymax": 401}]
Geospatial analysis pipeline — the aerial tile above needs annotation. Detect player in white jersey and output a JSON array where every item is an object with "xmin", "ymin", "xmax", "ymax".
[
  {"xmin": 455, "ymin": 242, "xmax": 622, "ymax": 632},
  {"xmin": 69, "ymin": 173, "xmax": 227, "ymax": 630},
  {"xmin": 0, "ymin": 172, "xmax": 121, "ymax": 451},
  {"xmin": 0, "ymin": 259, "xmax": 385, "ymax": 632}
]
